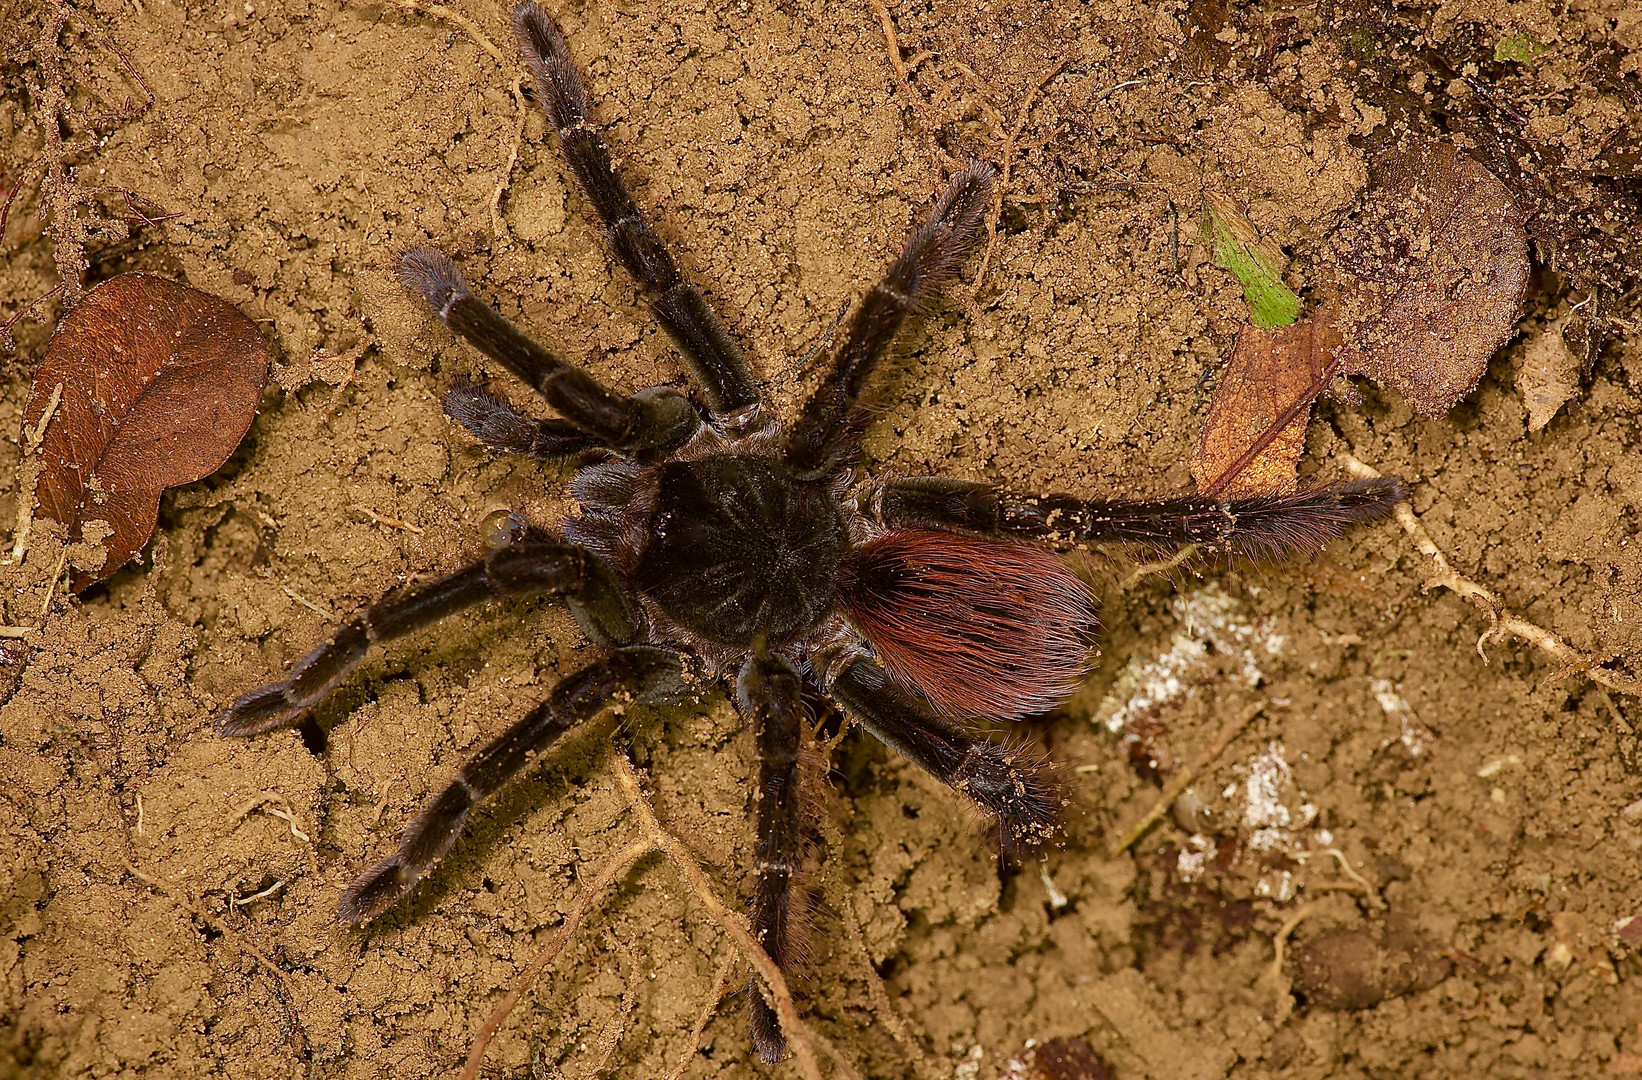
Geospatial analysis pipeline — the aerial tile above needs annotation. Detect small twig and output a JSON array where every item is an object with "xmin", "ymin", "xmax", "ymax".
[
  {"xmin": 355, "ymin": 506, "xmax": 425, "ymax": 535},
  {"xmin": 967, "ymin": 57, "xmax": 1072, "ymax": 301},
  {"xmin": 1342, "ymin": 452, "xmax": 1642, "ymax": 697},
  {"xmin": 388, "ymin": 0, "xmax": 507, "ymax": 64},
  {"xmin": 38, "ymin": 545, "xmax": 70, "ymax": 619},
  {"xmin": 611, "ymin": 753, "xmax": 826, "ymax": 1080},
  {"xmin": 135, "ymin": 792, "xmax": 145, "ymax": 836},
  {"xmin": 125, "ymin": 861, "xmax": 312, "ymax": 1067},
  {"xmin": 0, "ymin": 626, "xmax": 35, "ymax": 638},
  {"xmin": 460, "ymin": 838, "xmax": 653, "ymax": 1080},
  {"xmin": 26, "ymin": 382, "xmax": 64, "ymax": 452},
  {"xmin": 1110, "ymin": 699, "xmax": 1265, "ymax": 856},
  {"xmin": 866, "ymin": 0, "xmax": 947, "ymax": 178},
  {"xmin": 490, "ymin": 76, "xmax": 528, "ymax": 242}
]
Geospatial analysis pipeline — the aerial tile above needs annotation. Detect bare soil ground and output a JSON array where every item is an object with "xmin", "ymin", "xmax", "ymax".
[{"xmin": 4, "ymin": 0, "xmax": 1642, "ymax": 1077}]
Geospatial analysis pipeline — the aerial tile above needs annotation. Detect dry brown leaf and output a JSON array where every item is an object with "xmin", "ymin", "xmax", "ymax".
[
  {"xmin": 1192, "ymin": 315, "xmax": 1339, "ymax": 495},
  {"xmin": 22, "ymin": 274, "xmax": 271, "ymax": 591},
  {"xmin": 1329, "ymin": 137, "xmax": 1530, "ymax": 415},
  {"xmin": 1515, "ymin": 315, "xmax": 1580, "ymax": 433}
]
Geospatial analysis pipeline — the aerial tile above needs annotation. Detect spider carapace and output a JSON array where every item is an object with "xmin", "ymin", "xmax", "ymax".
[{"xmin": 218, "ymin": 1, "xmax": 1405, "ymax": 1063}]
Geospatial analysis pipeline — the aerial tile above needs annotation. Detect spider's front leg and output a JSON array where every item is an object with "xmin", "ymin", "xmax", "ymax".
[
  {"xmin": 216, "ymin": 541, "xmax": 635, "ymax": 739},
  {"xmin": 872, "ymin": 475, "xmax": 1407, "ymax": 561},
  {"xmin": 826, "ymin": 657, "xmax": 1061, "ymax": 853},
  {"xmin": 338, "ymin": 645, "xmax": 683, "ymax": 920},
  {"xmin": 512, "ymin": 1, "xmax": 760, "ymax": 423},
  {"xmin": 736, "ymin": 653, "xmax": 813, "ymax": 1063},
  {"xmin": 784, "ymin": 161, "xmax": 994, "ymax": 477}
]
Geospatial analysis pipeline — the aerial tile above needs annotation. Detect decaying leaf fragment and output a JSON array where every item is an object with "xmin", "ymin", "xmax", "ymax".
[
  {"xmin": 1191, "ymin": 137, "xmax": 1529, "ymax": 493},
  {"xmin": 1515, "ymin": 315, "xmax": 1580, "ymax": 433},
  {"xmin": 1202, "ymin": 192, "xmax": 1301, "ymax": 330},
  {"xmin": 1193, "ymin": 316, "xmax": 1338, "ymax": 495},
  {"xmin": 1329, "ymin": 138, "xmax": 1530, "ymax": 415},
  {"xmin": 22, "ymin": 274, "xmax": 272, "ymax": 591}
]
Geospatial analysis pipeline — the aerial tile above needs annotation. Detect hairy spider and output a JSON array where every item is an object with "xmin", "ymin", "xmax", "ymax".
[{"xmin": 219, "ymin": 1, "xmax": 1404, "ymax": 1064}]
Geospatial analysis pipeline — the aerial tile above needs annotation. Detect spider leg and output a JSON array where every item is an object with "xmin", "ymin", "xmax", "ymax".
[
  {"xmin": 399, "ymin": 246, "xmax": 698, "ymax": 455},
  {"xmin": 217, "ymin": 542, "xmax": 636, "ymax": 738},
  {"xmin": 872, "ymin": 475, "xmax": 1407, "ymax": 561},
  {"xmin": 826, "ymin": 657, "xmax": 1060, "ymax": 853},
  {"xmin": 337, "ymin": 645, "xmax": 684, "ymax": 921},
  {"xmin": 512, "ymin": 1, "xmax": 760, "ymax": 424},
  {"xmin": 783, "ymin": 162, "xmax": 993, "ymax": 477},
  {"xmin": 736, "ymin": 653, "xmax": 810, "ymax": 1063},
  {"xmin": 443, "ymin": 379, "xmax": 607, "ymax": 461}
]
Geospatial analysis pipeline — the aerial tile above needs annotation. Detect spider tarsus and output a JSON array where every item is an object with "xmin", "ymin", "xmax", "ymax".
[
  {"xmin": 337, "ymin": 854, "xmax": 414, "ymax": 923},
  {"xmin": 511, "ymin": 1, "xmax": 588, "ymax": 131},
  {"xmin": 396, "ymin": 244, "xmax": 470, "ymax": 318},
  {"xmin": 749, "ymin": 990, "xmax": 786, "ymax": 1064}
]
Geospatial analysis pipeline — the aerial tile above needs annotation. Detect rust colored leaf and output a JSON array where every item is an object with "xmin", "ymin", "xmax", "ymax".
[
  {"xmin": 1329, "ymin": 137, "xmax": 1530, "ymax": 415},
  {"xmin": 22, "ymin": 273, "xmax": 271, "ymax": 591},
  {"xmin": 1192, "ymin": 315, "xmax": 1339, "ymax": 496}
]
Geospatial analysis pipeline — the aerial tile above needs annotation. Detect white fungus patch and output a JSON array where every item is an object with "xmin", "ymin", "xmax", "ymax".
[
  {"xmin": 1095, "ymin": 584, "xmax": 1286, "ymax": 733},
  {"xmin": 1370, "ymin": 676, "xmax": 1433, "ymax": 755}
]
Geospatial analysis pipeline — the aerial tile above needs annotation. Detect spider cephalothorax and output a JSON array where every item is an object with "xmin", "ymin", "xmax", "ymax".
[{"xmin": 219, "ymin": 2, "xmax": 1404, "ymax": 1064}]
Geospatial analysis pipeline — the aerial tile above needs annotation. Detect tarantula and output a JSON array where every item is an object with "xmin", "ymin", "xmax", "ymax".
[{"xmin": 219, "ymin": 1, "xmax": 1403, "ymax": 1064}]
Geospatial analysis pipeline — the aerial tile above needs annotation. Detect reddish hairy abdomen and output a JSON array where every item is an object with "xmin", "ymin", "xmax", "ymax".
[{"xmin": 838, "ymin": 528, "xmax": 1097, "ymax": 719}]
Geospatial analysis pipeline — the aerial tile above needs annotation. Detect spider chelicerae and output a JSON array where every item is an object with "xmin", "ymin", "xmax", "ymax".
[{"xmin": 219, "ymin": 1, "xmax": 1404, "ymax": 1063}]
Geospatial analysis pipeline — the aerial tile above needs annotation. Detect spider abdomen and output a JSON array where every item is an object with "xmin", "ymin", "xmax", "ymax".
[{"xmin": 631, "ymin": 456, "xmax": 849, "ymax": 648}]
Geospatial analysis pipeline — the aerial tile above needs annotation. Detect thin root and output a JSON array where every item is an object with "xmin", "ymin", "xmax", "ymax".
[
  {"xmin": 125, "ymin": 861, "xmax": 312, "ymax": 1067},
  {"xmin": 388, "ymin": 0, "xmax": 506, "ymax": 64},
  {"xmin": 662, "ymin": 951, "xmax": 739, "ymax": 1080},
  {"xmin": 967, "ymin": 57, "xmax": 1071, "ymax": 303},
  {"xmin": 611, "ymin": 753, "xmax": 828, "ymax": 1080},
  {"xmin": 490, "ymin": 76, "xmax": 528, "ymax": 242},
  {"xmin": 1342, "ymin": 451, "xmax": 1642, "ymax": 697},
  {"xmin": 459, "ymin": 837, "xmax": 653, "ymax": 1080},
  {"xmin": 1109, "ymin": 699, "xmax": 1265, "ymax": 856}
]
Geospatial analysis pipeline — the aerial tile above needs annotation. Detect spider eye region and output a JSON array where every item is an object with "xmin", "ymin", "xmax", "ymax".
[
  {"xmin": 632, "ymin": 457, "xmax": 849, "ymax": 648},
  {"xmin": 838, "ymin": 529, "xmax": 1099, "ymax": 720}
]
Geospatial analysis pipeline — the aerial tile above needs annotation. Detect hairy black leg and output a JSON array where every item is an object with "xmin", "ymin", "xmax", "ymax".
[
  {"xmin": 783, "ymin": 162, "xmax": 993, "ymax": 477},
  {"xmin": 337, "ymin": 646, "xmax": 684, "ymax": 921},
  {"xmin": 217, "ymin": 542, "xmax": 635, "ymax": 738},
  {"xmin": 443, "ymin": 379, "xmax": 607, "ymax": 461},
  {"xmin": 872, "ymin": 475, "xmax": 1407, "ymax": 561},
  {"xmin": 826, "ymin": 657, "xmax": 1060, "ymax": 852},
  {"xmin": 399, "ymin": 246, "xmax": 698, "ymax": 455},
  {"xmin": 736, "ymin": 653, "xmax": 809, "ymax": 1063},
  {"xmin": 512, "ymin": 1, "xmax": 760, "ymax": 422}
]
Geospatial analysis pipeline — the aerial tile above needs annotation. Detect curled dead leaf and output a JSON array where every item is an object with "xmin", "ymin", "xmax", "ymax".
[
  {"xmin": 1329, "ymin": 137, "xmax": 1530, "ymax": 415},
  {"xmin": 21, "ymin": 273, "xmax": 272, "ymax": 591}
]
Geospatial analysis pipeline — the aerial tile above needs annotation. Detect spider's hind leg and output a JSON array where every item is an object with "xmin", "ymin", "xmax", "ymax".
[
  {"xmin": 216, "ymin": 541, "xmax": 636, "ymax": 739},
  {"xmin": 338, "ymin": 646, "xmax": 684, "ymax": 921},
  {"xmin": 736, "ymin": 653, "xmax": 815, "ymax": 1063},
  {"xmin": 827, "ymin": 657, "xmax": 1061, "ymax": 854}
]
